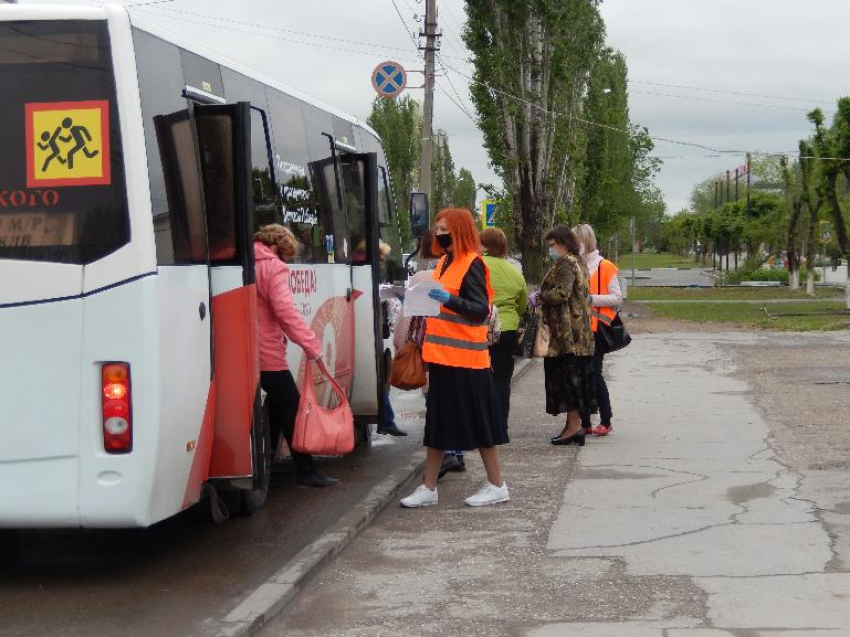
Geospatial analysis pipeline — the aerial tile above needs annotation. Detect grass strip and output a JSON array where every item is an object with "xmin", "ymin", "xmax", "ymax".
[
  {"xmin": 645, "ymin": 300, "xmax": 850, "ymax": 331},
  {"xmin": 629, "ymin": 286, "xmax": 845, "ymax": 301}
]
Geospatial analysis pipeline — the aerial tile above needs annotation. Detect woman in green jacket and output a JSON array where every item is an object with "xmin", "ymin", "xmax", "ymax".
[{"xmin": 480, "ymin": 228, "xmax": 529, "ymax": 429}]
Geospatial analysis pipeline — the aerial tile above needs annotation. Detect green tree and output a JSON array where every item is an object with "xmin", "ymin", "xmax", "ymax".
[
  {"xmin": 431, "ymin": 130, "xmax": 457, "ymax": 213},
  {"xmin": 577, "ymin": 49, "xmax": 634, "ymax": 235},
  {"xmin": 454, "ymin": 168, "xmax": 477, "ymax": 212},
  {"xmin": 464, "ymin": 0, "xmax": 605, "ymax": 281},
  {"xmin": 798, "ymin": 140, "xmax": 823, "ymax": 296},
  {"xmin": 366, "ymin": 95, "xmax": 422, "ymax": 247},
  {"xmin": 807, "ymin": 103, "xmax": 850, "ymax": 307}
]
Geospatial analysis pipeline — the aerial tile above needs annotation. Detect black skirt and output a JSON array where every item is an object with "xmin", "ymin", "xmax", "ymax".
[
  {"xmin": 544, "ymin": 354, "xmax": 598, "ymax": 419},
  {"xmin": 424, "ymin": 363, "xmax": 509, "ymax": 450}
]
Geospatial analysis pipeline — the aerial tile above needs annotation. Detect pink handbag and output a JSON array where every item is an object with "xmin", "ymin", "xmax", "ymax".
[{"xmin": 291, "ymin": 359, "xmax": 355, "ymax": 456}]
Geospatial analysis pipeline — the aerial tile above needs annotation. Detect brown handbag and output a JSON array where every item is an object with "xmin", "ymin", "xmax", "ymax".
[
  {"xmin": 532, "ymin": 319, "xmax": 551, "ymax": 358},
  {"xmin": 390, "ymin": 317, "xmax": 427, "ymax": 390}
]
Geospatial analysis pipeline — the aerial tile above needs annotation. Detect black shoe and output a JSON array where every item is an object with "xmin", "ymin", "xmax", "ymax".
[
  {"xmin": 297, "ymin": 469, "xmax": 339, "ymax": 487},
  {"xmin": 377, "ymin": 422, "xmax": 408, "ymax": 436},
  {"xmin": 550, "ymin": 431, "xmax": 586, "ymax": 446},
  {"xmin": 438, "ymin": 455, "xmax": 466, "ymax": 480}
]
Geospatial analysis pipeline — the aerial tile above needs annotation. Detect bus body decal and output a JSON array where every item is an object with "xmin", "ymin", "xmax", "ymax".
[{"xmin": 294, "ymin": 289, "xmax": 361, "ymax": 407}]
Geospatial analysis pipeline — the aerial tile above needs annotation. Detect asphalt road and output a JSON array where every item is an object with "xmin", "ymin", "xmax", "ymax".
[{"xmin": 0, "ymin": 390, "xmax": 426, "ymax": 637}]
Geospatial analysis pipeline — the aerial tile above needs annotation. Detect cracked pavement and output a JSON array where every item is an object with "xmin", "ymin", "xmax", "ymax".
[{"xmin": 260, "ymin": 331, "xmax": 850, "ymax": 637}]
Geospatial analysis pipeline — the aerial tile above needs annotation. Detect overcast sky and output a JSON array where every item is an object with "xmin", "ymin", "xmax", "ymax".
[{"xmin": 22, "ymin": 0, "xmax": 850, "ymax": 214}]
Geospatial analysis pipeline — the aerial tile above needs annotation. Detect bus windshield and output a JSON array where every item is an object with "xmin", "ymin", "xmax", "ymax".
[{"xmin": 0, "ymin": 20, "xmax": 128, "ymax": 265}]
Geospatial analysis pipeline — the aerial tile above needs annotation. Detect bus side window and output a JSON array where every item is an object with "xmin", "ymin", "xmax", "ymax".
[
  {"xmin": 153, "ymin": 112, "xmax": 209, "ymax": 264},
  {"xmin": 220, "ymin": 68, "xmax": 277, "ymax": 231},
  {"xmin": 135, "ymin": 29, "xmax": 208, "ymax": 266},
  {"xmin": 195, "ymin": 114, "xmax": 238, "ymax": 262}
]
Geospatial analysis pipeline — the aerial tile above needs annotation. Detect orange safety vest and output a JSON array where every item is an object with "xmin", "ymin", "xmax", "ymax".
[
  {"xmin": 590, "ymin": 259, "xmax": 618, "ymax": 332},
  {"xmin": 422, "ymin": 252, "xmax": 494, "ymax": 369}
]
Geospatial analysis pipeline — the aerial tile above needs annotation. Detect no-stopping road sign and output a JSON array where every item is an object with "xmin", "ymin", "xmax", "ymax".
[{"xmin": 372, "ymin": 61, "xmax": 407, "ymax": 99}]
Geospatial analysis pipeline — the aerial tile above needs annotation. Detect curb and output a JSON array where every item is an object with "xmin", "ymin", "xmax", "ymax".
[
  {"xmin": 216, "ymin": 360, "xmax": 534, "ymax": 637},
  {"xmin": 217, "ymin": 450, "xmax": 426, "ymax": 637}
]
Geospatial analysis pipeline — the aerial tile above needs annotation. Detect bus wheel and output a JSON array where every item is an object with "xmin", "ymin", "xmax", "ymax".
[{"xmin": 240, "ymin": 387, "xmax": 271, "ymax": 515}]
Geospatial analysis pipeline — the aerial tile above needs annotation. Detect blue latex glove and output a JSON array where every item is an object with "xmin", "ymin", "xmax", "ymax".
[{"xmin": 428, "ymin": 288, "xmax": 451, "ymax": 304}]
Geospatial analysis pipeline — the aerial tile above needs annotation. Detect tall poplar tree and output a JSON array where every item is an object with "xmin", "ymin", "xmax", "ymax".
[
  {"xmin": 464, "ymin": 0, "xmax": 605, "ymax": 280},
  {"xmin": 808, "ymin": 104, "xmax": 850, "ymax": 308},
  {"xmin": 367, "ymin": 95, "xmax": 422, "ymax": 246}
]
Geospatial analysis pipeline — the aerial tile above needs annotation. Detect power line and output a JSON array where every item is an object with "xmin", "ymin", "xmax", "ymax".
[
  {"xmin": 436, "ymin": 1, "xmax": 468, "ymax": 60},
  {"xmin": 389, "ymin": 0, "xmax": 424, "ymax": 59},
  {"xmin": 130, "ymin": 4, "xmax": 417, "ymax": 56},
  {"xmin": 436, "ymin": 53, "xmax": 474, "ymax": 118},
  {"xmin": 436, "ymin": 80, "xmax": 476, "ymax": 124},
  {"xmin": 133, "ymin": 6, "xmax": 424, "ymax": 64},
  {"xmin": 629, "ymin": 79, "xmax": 834, "ymax": 107},
  {"xmin": 433, "ymin": 53, "xmax": 832, "ymax": 111},
  {"xmin": 437, "ymin": 56, "xmax": 749, "ymax": 155},
  {"xmin": 629, "ymin": 89, "xmax": 814, "ymax": 112}
]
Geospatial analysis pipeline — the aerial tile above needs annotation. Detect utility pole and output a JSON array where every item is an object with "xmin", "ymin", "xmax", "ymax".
[{"xmin": 419, "ymin": 0, "xmax": 438, "ymax": 219}]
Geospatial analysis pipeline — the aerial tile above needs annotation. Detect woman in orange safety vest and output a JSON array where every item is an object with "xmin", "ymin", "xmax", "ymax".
[
  {"xmin": 399, "ymin": 208, "xmax": 509, "ymax": 509},
  {"xmin": 574, "ymin": 224, "xmax": 623, "ymax": 437}
]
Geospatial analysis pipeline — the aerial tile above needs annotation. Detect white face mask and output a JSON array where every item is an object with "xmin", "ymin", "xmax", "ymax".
[{"xmin": 548, "ymin": 247, "xmax": 560, "ymax": 260}]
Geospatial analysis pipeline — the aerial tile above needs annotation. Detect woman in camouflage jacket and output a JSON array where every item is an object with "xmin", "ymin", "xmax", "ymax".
[{"xmin": 533, "ymin": 225, "xmax": 597, "ymax": 446}]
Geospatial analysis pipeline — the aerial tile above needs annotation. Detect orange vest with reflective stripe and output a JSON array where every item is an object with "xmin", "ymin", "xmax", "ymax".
[
  {"xmin": 422, "ymin": 252, "xmax": 494, "ymax": 369},
  {"xmin": 590, "ymin": 259, "xmax": 618, "ymax": 332}
]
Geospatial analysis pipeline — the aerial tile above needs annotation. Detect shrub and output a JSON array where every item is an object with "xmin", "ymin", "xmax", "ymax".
[{"xmin": 718, "ymin": 263, "xmax": 820, "ymax": 286}]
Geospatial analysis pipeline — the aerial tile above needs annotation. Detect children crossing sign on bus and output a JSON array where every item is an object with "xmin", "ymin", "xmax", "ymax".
[{"xmin": 26, "ymin": 100, "xmax": 111, "ymax": 187}]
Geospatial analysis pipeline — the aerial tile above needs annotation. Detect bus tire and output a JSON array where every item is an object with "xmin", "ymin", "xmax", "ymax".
[{"xmin": 240, "ymin": 386, "xmax": 271, "ymax": 515}]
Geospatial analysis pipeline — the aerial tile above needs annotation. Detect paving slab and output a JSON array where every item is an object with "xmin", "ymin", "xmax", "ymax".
[
  {"xmin": 699, "ymin": 573, "xmax": 850, "ymax": 630},
  {"xmin": 256, "ymin": 331, "xmax": 850, "ymax": 637}
]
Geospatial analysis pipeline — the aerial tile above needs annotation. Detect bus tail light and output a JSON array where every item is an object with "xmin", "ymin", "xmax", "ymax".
[{"xmin": 102, "ymin": 363, "xmax": 132, "ymax": 454}]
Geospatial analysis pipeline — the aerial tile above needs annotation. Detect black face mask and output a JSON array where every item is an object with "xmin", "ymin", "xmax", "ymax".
[{"xmin": 436, "ymin": 233, "xmax": 453, "ymax": 249}]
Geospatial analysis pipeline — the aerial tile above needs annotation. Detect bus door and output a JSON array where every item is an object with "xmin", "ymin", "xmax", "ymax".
[
  {"xmin": 190, "ymin": 103, "xmax": 262, "ymax": 484},
  {"xmin": 336, "ymin": 152, "xmax": 385, "ymax": 426},
  {"xmin": 153, "ymin": 101, "xmax": 259, "ymax": 506}
]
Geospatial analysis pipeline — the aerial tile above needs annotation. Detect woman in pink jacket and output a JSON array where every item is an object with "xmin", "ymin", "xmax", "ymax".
[{"xmin": 255, "ymin": 224, "xmax": 338, "ymax": 488}]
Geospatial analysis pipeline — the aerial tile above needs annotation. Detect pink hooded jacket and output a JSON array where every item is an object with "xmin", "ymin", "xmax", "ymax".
[{"xmin": 254, "ymin": 242, "xmax": 322, "ymax": 371}]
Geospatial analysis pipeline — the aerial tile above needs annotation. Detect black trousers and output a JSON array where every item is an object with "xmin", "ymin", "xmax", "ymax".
[
  {"xmin": 489, "ymin": 330, "xmax": 518, "ymax": 430},
  {"xmin": 582, "ymin": 334, "xmax": 613, "ymax": 427},
  {"xmin": 260, "ymin": 370, "xmax": 314, "ymax": 473}
]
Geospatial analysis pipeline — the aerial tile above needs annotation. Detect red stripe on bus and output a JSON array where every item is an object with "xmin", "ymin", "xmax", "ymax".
[
  {"xmin": 208, "ymin": 284, "xmax": 260, "ymax": 478},
  {"xmin": 182, "ymin": 382, "xmax": 216, "ymax": 508}
]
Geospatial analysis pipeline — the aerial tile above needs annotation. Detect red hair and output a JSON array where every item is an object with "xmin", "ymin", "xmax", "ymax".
[{"xmin": 431, "ymin": 208, "xmax": 480, "ymax": 258}]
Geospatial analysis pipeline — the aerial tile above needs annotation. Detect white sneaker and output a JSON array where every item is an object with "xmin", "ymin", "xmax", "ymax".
[
  {"xmin": 400, "ymin": 484, "xmax": 438, "ymax": 508},
  {"xmin": 464, "ymin": 481, "xmax": 510, "ymax": 507}
]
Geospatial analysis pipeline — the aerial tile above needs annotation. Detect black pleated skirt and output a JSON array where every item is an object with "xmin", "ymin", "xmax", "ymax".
[
  {"xmin": 544, "ymin": 354, "xmax": 598, "ymax": 419},
  {"xmin": 423, "ymin": 363, "xmax": 509, "ymax": 450}
]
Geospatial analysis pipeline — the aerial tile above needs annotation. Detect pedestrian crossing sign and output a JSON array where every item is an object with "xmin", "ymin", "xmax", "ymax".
[
  {"xmin": 26, "ymin": 100, "xmax": 111, "ymax": 188},
  {"xmin": 481, "ymin": 199, "xmax": 497, "ymax": 229}
]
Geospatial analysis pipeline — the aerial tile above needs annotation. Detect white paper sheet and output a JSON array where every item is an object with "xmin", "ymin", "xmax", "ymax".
[{"xmin": 403, "ymin": 279, "xmax": 443, "ymax": 317}]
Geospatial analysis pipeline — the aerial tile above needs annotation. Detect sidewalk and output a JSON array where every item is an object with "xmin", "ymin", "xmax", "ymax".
[{"xmin": 259, "ymin": 333, "xmax": 850, "ymax": 637}]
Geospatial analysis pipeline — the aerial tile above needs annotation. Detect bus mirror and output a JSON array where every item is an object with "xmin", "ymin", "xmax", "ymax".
[{"xmin": 409, "ymin": 192, "xmax": 429, "ymax": 239}]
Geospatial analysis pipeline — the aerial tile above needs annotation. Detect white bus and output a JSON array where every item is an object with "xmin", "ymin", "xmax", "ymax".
[{"xmin": 0, "ymin": 4, "xmax": 406, "ymax": 528}]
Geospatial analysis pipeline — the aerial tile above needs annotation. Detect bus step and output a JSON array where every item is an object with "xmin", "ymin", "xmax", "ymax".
[{"xmin": 202, "ymin": 483, "xmax": 230, "ymax": 524}]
